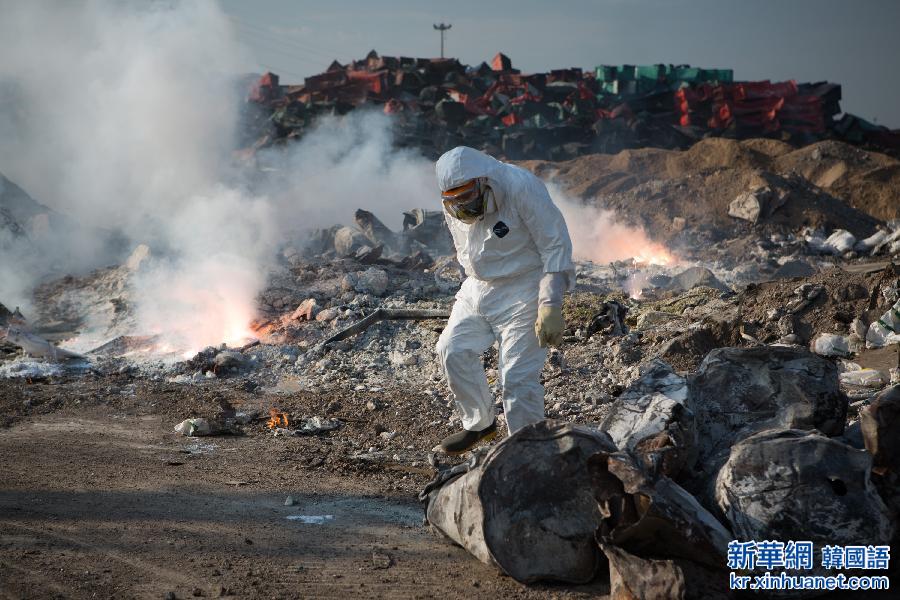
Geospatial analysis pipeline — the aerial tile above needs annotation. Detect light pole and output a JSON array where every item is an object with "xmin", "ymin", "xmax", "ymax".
[{"xmin": 433, "ymin": 23, "xmax": 451, "ymax": 58}]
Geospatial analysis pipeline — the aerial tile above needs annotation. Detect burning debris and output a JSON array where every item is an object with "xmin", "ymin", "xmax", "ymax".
[{"xmin": 267, "ymin": 408, "xmax": 290, "ymax": 430}]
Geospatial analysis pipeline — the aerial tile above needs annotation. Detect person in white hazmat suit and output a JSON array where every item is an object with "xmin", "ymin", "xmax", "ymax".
[{"xmin": 433, "ymin": 146, "xmax": 574, "ymax": 454}]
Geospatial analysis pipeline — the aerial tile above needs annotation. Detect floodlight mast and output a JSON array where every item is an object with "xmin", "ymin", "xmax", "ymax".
[{"xmin": 433, "ymin": 23, "xmax": 451, "ymax": 58}]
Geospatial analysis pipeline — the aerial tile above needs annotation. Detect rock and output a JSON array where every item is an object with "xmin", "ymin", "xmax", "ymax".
[
  {"xmin": 333, "ymin": 226, "xmax": 368, "ymax": 257},
  {"xmin": 772, "ymin": 259, "xmax": 816, "ymax": 279},
  {"xmin": 213, "ymin": 351, "xmax": 244, "ymax": 370},
  {"xmin": 388, "ymin": 351, "xmax": 417, "ymax": 366},
  {"xmin": 315, "ymin": 308, "xmax": 340, "ymax": 322},
  {"xmin": 687, "ymin": 346, "xmax": 847, "ymax": 488},
  {"xmin": 290, "ymin": 298, "xmax": 318, "ymax": 321},
  {"xmin": 354, "ymin": 267, "xmax": 389, "ymax": 297},
  {"xmin": 125, "ymin": 244, "xmax": 151, "ymax": 271},
  {"xmin": 860, "ymin": 385, "xmax": 900, "ymax": 475},
  {"xmin": 341, "ymin": 273, "xmax": 357, "ymax": 292},
  {"xmin": 716, "ymin": 429, "xmax": 893, "ymax": 569},
  {"xmin": 424, "ymin": 420, "xmax": 615, "ymax": 584},
  {"xmin": 635, "ymin": 310, "xmax": 677, "ymax": 329},
  {"xmin": 728, "ymin": 186, "xmax": 786, "ymax": 224},
  {"xmin": 665, "ymin": 266, "xmax": 728, "ymax": 293},
  {"xmin": 366, "ymin": 399, "xmax": 381, "ymax": 411}
]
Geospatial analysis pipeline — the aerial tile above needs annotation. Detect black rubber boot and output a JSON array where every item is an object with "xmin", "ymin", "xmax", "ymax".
[{"xmin": 436, "ymin": 421, "xmax": 498, "ymax": 455}]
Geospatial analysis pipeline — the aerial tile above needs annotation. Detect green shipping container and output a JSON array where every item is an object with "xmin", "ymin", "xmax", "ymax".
[
  {"xmin": 600, "ymin": 80, "xmax": 619, "ymax": 94},
  {"xmin": 595, "ymin": 65, "xmax": 618, "ymax": 82},
  {"xmin": 700, "ymin": 69, "xmax": 734, "ymax": 83},
  {"xmin": 672, "ymin": 67, "xmax": 702, "ymax": 82},
  {"xmin": 636, "ymin": 64, "xmax": 663, "ymax": 80},
  {"xmin": 618, "ymin": 65, "xmax": 636, "ymax": 81}
]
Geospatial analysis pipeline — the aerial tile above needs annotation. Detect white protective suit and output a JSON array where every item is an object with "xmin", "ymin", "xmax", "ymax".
[{"xmin": 435, "ymin": 146, "xmax": 574, "ymax": 434}]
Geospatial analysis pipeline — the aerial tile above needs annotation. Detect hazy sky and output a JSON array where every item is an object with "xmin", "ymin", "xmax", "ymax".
[{"xmin": 220, "ymin": 0, "xmax": 900, "ymax": 128}]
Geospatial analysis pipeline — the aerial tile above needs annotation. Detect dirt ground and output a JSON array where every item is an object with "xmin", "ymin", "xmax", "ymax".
[{"xmin": 0, "ymin": 378, "xmax": 610, "ymax": 600}]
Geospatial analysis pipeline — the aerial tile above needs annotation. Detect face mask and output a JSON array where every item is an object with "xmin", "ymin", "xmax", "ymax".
[{"xmin": 442, "ymin": 178, "xmax": 487, "ymax": 224}]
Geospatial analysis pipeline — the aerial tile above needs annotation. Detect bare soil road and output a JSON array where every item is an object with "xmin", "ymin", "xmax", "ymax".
[{"xmin": 0, "ymin": 380, "xmax": 608, "ymax": 599}]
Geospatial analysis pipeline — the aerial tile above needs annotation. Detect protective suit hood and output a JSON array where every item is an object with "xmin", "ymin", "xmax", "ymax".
[{"xmin": 435, "ymin": 146, "xmax": 503, "ymax": 192}]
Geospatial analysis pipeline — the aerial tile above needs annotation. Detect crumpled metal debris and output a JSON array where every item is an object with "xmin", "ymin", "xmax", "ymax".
[
  {"xmin": 174, "ymin": 417, "xmax": 244, "ymax": 437},
  {"xmin": 586, "ymin": 300, "xmax": 628, "ymax": 337},
  {"xmin": 423, "ymin": 420, "xmax": 615, "ymax": 584},
  {"xmin": 1, "ymin": 307, "xmax": 84, "ymax": 361},
  {"xmin": 590, "ymin": 451, "xmax": 731, "ymax": 569},
  {"xmin": 715, "ymin": 428, "xmax": 894, "ymax": 562},
  {"xmin": 273, "ymin": 416, "xmax": 342, "ymax": 436},
  {"xmin": 602, "ymin": 544, "xmax": 732, "ymax": 600},
  {"xmin": 599, "ymin": 359, "xmax": 696, "ymax": 478},
  {"xmin": 860, "ymin": 385, "xmax": 900, "ymax": 475},
  {"xmin": 687, "ymin": 346, "xmax": 847, "ymax": 487}
]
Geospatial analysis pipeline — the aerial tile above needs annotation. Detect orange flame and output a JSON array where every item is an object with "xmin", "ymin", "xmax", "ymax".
[
  {"xmin": 267, "ymin": 409, "xmax": 290, "ymax": 430},
  {"xmin": 631, "ymin": 245, "xmax": 677, "ymax": 267}
]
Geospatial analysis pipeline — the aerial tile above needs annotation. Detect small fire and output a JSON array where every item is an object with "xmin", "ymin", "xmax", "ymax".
[
  {"xmin": 133, "ymin": 257, "xmax": 261, "ymax": 358},
  {"xmin": 553, "ymin": 189, "xmax": 679, "ymax": 268},
  {"xmin": 267, "ymin": 409, "xmax": 290, "ymax": 430},
  {"xmin": 624, "ymin": 271, "xmax": 651, "ymax": 300},
  {"xmin": 632, "ymin": 245, "xmax": 677, "ymax": 267}
]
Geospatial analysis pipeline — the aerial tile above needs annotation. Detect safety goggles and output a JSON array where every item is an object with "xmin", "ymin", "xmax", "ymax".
[{"xmin": 441, "ymin": 179, "xmax": 486, "ymax": 223}]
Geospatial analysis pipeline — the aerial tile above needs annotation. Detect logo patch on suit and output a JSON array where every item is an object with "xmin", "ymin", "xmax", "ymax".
[{"xmin": 492, "ymin": 221, "xmax": 510, "ymax": 238}]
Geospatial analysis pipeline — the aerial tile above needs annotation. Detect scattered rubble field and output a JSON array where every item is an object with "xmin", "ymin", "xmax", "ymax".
[{"xmin": 0, "ymin": 380, "xmax": 611, "ymax": 599}]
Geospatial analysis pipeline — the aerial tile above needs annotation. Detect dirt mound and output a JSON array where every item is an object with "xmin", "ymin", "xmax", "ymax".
[
  {"xmin": 523, "ymin": 138, "xmax": 887, "ymax": 257},
  {"xmin": 774, "ymin": 140, "xmax": 900, "ymax": 221}
]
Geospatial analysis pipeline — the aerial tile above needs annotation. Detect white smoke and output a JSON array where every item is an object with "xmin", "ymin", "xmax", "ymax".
[
  {"xmin": 0, "ymin": 0, "xmax": 673, "ymax": 354},
  {"xmin": 0, "ymin": 0, "xmax": 436, "ymax": 353},
  {"xmin": 547, "ymin": 183, "xmax": 675, "ymax": 266}
]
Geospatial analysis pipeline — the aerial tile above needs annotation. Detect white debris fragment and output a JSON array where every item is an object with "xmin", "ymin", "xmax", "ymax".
[
  {"xmin": 854, "ymin": 229, "xmax": 889, "ymax": 254},
  {"xmin": 315, "ymin": 308, "xmax": 340, "ymax": 322},
  {"xmin": 2, "ymin": 326, "xmax": 84, "ymax": 361},
  {"xmin": 866, "ymin": 298, "xmax": 900, "ymax": 348},
  {"xmin": 839, "ymin": 368, "xmax": 885, "ymax": 388},
  {"xmin": 285, "ymin": 515, "xmax": 334, "ymax": 524},
  {"xmin": 823, "ymin": 229, "xmax": 856, "ymax": 254},
  {"xmin": 811, "ymin": 333, "xmax": 851, "ymax": 357},
  {"xmin": 174, "ymin": 418, "xmax": 215, "ymax": 436},
  {"xmin": 0, "ymin": 359, "xmax": 65, "ymax": 379}
]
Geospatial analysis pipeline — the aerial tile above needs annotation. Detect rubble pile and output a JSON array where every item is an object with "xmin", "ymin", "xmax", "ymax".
[
  {"xmin": 242, "ymin": 50, "xmax": 900, "ymax": 161},
  {"xmin": 423, "ymin": 346, "xmax": 898, "ymax": 595}
]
